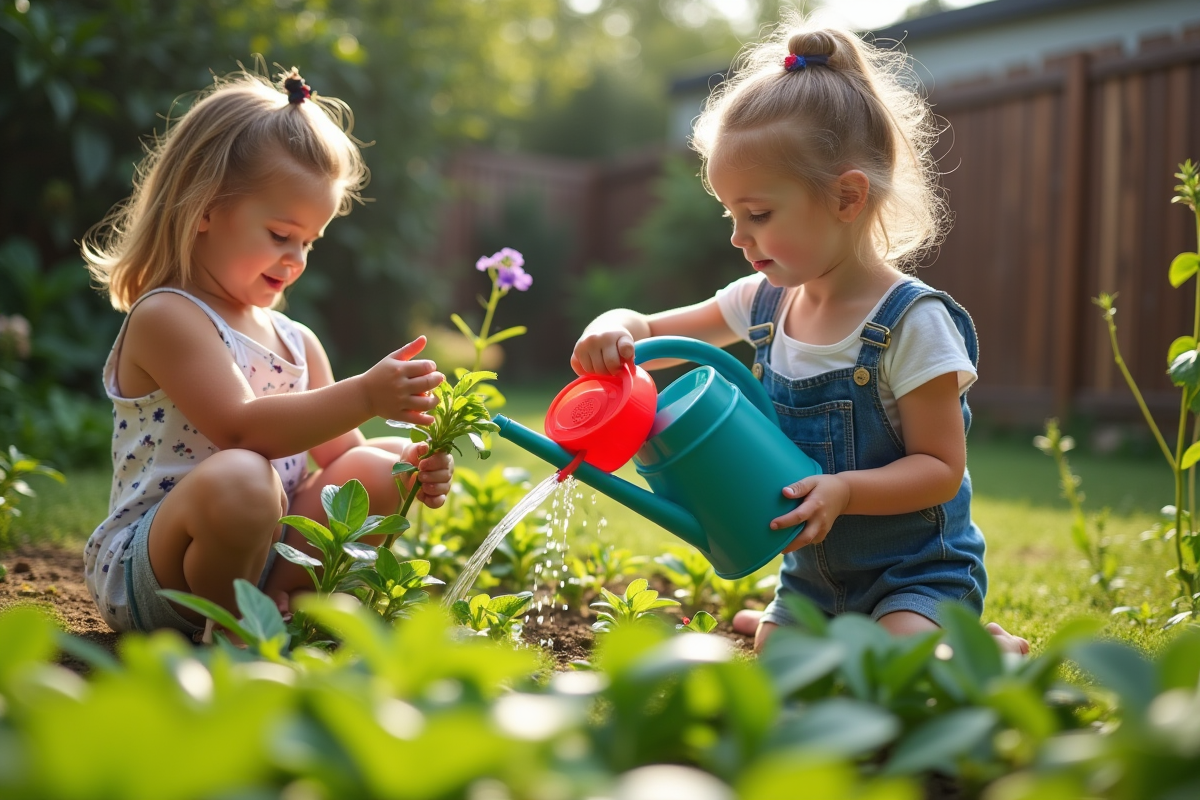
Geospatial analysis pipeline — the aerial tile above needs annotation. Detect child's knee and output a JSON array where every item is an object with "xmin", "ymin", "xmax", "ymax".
[
  {"xmin": 335, "ymin": 445, "xmax": 403, "ymax": 510},
  {"xmin": 193, "ymin": 450, "xmax": 286, "ymax": 534}
]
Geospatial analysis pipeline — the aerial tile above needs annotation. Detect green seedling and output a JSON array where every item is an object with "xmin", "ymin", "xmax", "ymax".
[
  {"xmin": 349, "ymin": 550, "xmax": 444, "ymax": 623},
  {"xmin": 387, "ymin": 370, "xmax": 500, "ymax": 549},
  {"xmin": 586, "ymin": 542, "xmax": 648, "ymax": 590},
  {"xmin": 677, "ymin": 610, "xmax": 718, "ymax": 633},
  {"xmin": 654, "ymin": 546, "xmax": 714, "ymax": 612},
  {"xmin": 159, "ymin": 578, "xmax": 290, "ymax": 660},
  {"xmin": 1034, "ymin": 419, "xmax": 1120, "ymax": 597},
  {"xmin": 393, "ymin": 524, "xmax": 461, "ymax": 584},
  {"xmin": 590, "ymin": 578, "xmax": 680, "ymax": 633},
  {"xmin": 711, "ymin": 572, "xmax": 778, "ymax": 623},
  {"xmin": 559, "ymin": 556, "xmax": 600, "ymax": 611},
  {"xmin": 451, "ymin": 591, "xmax": 533, "ymax": 641},
  {"xmin": 0, "ymin": 445, "xmax": 65, "ymax": 550},
  {"xmin": 493, "ymin": 517, "xmax": 548, "ymax": 590},
  {"xmin": 275, "ymin": 479, "xmax": 409, "ymax": 597}
]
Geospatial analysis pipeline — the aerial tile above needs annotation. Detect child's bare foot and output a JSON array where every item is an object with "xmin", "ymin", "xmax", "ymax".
[
  {"xmin": 986, "ymin": 622, "xmax": 1029, "ymax": 655},
  {"xmin": 732, "ymin": 608, "xmax": 762, "ymax": 635}
]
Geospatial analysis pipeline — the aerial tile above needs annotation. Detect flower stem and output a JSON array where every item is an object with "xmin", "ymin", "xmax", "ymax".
[
  {"xmin": 383, "ymin": 479, "xmax": 423, "ymax": 551},
  {"xmin": 474, "ymin": 274, "xmax": 502, "ymax": 372},
  {"xmin": 1101, "ymin": 311, "xmax": 1176, "ymax": 468}
]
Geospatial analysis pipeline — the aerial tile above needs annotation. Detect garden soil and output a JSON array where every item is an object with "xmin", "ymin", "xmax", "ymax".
[{"xmin": 0, "ymin": 543, "xmax": 754, "ymax": 674}]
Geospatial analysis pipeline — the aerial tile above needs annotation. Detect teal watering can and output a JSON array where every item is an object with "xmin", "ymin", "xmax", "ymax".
[{"xmin": 492, "ymin": 337, "xmax": 823, "ymax": 579}]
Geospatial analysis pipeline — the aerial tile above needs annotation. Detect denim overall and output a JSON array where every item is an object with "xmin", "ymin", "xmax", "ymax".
[{"xmin": 752, "ymin": 279, "xmax": 987, "ymax": 626}]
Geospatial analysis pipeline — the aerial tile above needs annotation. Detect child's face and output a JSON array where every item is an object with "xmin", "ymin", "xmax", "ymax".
[
  {"xmin": 194, "ymin": 162, "xmax": 340, "ymax": 307},
  {"xmin": 707, "ymin": 153, "xmax": 851, "ymax": 288}
]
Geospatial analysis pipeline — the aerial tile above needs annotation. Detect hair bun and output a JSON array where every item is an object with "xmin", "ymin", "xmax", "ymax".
[{"xmin": 787, "ymin": 31, "xmax": 836, "ymax": 59}]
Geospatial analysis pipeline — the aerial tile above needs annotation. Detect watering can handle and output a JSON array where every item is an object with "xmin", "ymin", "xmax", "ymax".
[{"xmin": 634, "ymin": 336, "xmax": 780, "ymax": 427}]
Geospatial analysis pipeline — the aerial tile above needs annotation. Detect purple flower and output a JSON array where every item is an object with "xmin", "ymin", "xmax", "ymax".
[
  {"xmin": 475, "ymin": 247, "xmax": 525, "ymax": 272},
  {"xmin": 496, "ymin": 264, "xmax": 533, "ymax": 291}
]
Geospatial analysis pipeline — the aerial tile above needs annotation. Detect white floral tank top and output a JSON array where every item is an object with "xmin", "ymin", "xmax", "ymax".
[{"xmin": 84, "ymin": 288, "xmax": 309, "ymax": 630}]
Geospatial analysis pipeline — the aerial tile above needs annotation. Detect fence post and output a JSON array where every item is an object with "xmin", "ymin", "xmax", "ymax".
[{"xmin": 1052, "ymin": 53, "xmax": 1091, "ymax": 419}]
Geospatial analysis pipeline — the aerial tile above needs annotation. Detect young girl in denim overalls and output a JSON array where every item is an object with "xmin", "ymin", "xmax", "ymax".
[{"xmin": 571, "ymin": 23, "xmax": 1027, "ymax": 654}]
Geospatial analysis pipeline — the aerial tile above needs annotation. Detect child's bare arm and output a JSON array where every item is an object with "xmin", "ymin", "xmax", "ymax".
[
  {"xmin": 572, "ymin": 298, "xmax": 740, "ymax": 375},
  {"xmin": 771, "ymin": 372, "xmax": 966, "ymax": 549},
  {"xmin": 124, "ymin": 294, "xmax": 442, "ymax": 460}
]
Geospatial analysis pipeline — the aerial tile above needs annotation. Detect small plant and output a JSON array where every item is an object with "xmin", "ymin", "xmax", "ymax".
[
  {"xmin": 590, "ymin": 578, "xmax": 680, "ymax": 633},
  {"xmin": 586, "ymin": 542, "xmax": 649, "ymax": 590},
  {"xmin": 0, "ymin": 445, "xmax": 65, "ymax": 550},
  {"xmin": 274, "ymin": 480, "xmax": 410, "ymax": 597},
  {"xmin": 160, "ymin": 578, "xmax": 291, "ymax": 660},
  {"xmin": 1094, "ymin": 159, "xmax": 1200, "ymax": 615},
  {"xmin": 711, "ymin": 572, "xmax": 778, "ymax": 623},
  {"xmin": 559, "ymin": 556, "xmax": 600, "ymax": 611},
  {"xmin": 351, "ymin": 550, "xmax": 444, "ymax": 623},
  {"xmin": 452, "ymin": 247, "xmax": 532, "ymax": 373},
  {"xmin": 654, "ymin": 546, "xmax": 714, "ymax": 612},
  {"xmin": 493, "ymin": 517, "xmax": 548, "ymax": 590},
  {"xmin": 451, "ymin": 591, "xmax": 533, "ymax": 641},
  {"xmin": 1034, "ymin": 419, "xmax": 1120, "ymax": 597},
  {"xmin": 1110, "ymin": 601, "xmax": 1158, "ymax": 629},
  {"xmin": 387, "ymin": 370, "xmax": 500, "ymax": 549},
  {"xmin": 434, "ymin": 466, "xmax": 533, "ymax": 553},
  {"xmin": 677, "ymin": 610, "xmax": 718, "ymax": 633}
]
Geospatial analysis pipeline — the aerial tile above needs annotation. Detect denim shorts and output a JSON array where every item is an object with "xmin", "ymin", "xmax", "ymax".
[{"xmin": 123, "ymin": 501, "xmax": 279, "ymax": 639}]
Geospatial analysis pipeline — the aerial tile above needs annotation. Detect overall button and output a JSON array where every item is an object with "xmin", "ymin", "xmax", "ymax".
[
  {"xmin": 853, "ymin": 367, "xmax": 871, "ymax": 386},
  {"xmin": 752, "ymin": 362, "xmax": 764, "ymax": 379}
]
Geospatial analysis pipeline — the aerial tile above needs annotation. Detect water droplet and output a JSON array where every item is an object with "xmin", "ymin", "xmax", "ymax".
[{"xmin": 537, "ymin": 615, "xmax": 544, "ymax": 624}]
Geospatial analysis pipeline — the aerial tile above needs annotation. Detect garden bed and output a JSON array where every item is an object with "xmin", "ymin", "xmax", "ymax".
[{"xmin": 0, "ymin": 542, "xmax": 752, "ymax": 673}]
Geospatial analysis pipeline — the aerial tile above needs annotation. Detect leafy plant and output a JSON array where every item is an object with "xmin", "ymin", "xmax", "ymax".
[
  {"xmin": 711, "ymin": 572, "xmax": 778, "ymax": 623},
  {"xmin": 493, "ymin": 516, "xmax": 548, "ymax": 590},
  {"xmin": 0, "ymin": 445, "xmax": 65, "ymax": 550},
  {"xmin": 1034, "ymin": 419, "xmax": 1121, "ymax": 597},
  {"xmin": 386, "ymin": 370, "xmax": 501, "ymax": 549},
  {"xmin": 451, "ymin": 591, "xmax": 533, "ymax": 641},
  {"xmin": 678, "ymin": 610, "xmax": 719, "ymax": 633},
  {"xmin": 590, "ymin": 578, "xmax": 680, "ymax": 633},
  {"xmin": 1094, "ymin": 159, "xmax": 1200, "ymax": 616},
  {"xmin": 655, "ymin": 546, "xmax": 714, "ymax": 612},
  {"xmin": 350, "ymin": 550, "xmax": 445, "ymax": 624},
  {"xmin": 275, "ymin": 479, "xmax": 410, "ymax": 597},
  {"xmin": 586, "ymin": 542, "xmax": 649, "ymax": 590},
  {"xmin": 159, "ymin": 578, "xmax": 290, "ymax": 660},
  {"xmin": 559, "ymin": 555, "xmax": 601, "ymax": 611},
  {"xmin": 430, "ymin": 466, "xmax": 533, "ymax": 554}
]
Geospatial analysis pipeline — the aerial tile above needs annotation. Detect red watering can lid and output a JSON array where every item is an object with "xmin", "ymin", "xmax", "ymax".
[{"xmin": 544, "ymin": 362, "xmax": 657, "ymax": 474}]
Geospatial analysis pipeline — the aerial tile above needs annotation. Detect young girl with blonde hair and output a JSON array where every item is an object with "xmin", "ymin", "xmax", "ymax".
[
  {"xmin": 572, "ymin": 22, "xmax": 1027, "ymax": 653},
  {"xmin": 83, "ymin": 69, "xmax": 452, "ymax": 639}
]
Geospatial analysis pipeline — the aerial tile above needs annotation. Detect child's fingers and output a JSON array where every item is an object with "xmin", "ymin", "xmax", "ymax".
[
  {"xmin": 570, "ymin": 353, "xmax": 586, "ymax": 376},
  {"xmin": 601, "ymin": 344, "xmax": 624, "ymax": 375},
  {"xmin": 391, "ymin": 336, "xmax": 427, "ymax": 361},
  {"xmin": 388, "ymin": 410, "xmax": 436, "ymax": 426},
  {"xmin": 616, "ymin": 335, "xmax": 636, "ymax": 364},
  {"xmin": 781, "ymin": 523, "xmax": 822, "ymax": 553},
  {"xmin": 782, "ymin": 477, "xmax": 816, "ymax": 500}
]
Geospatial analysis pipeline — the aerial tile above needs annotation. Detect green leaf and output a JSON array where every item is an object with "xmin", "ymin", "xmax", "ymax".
[
  {"xmin": 72, "ymin": 125, "xmax": 111, "ymax": 189},
  {"xmin": 329, "ymin": 480, "xmax": 369, "ymax": 531},
  {"xmin": 483, "ymin": 325, "xmax": 527, "ymax": 346},
  {"xmin": 343, "ymin": 542, "xmax": 379, "ymax": 562},
  {"xmin": 359, "ymin": 514, "xmax": 410, "ymax": 538},
  {"xmin": 625, "ymin": 578, "xmax": 648, "ymax": 597},
  {"xmin": 684, "ymin": 610, "xmax": 719, "ymax": 632},
  {"xmin": 940, "ymin": 603, "xmax": 1003, "ymax": 692},
  {"xmin": 1069, "ymin": 640, "xmax": 1156, "ymax": 714},
  {"xmin": 157, "ymin": 590, "xmax": 252, "ymax": 643},
  {"xmin": 392, "ymin": 462, "xmax": 417, "ymax": 477},
  {"xmin": 759, "ymin": 630, "xmax": 845, "ymax": 695},
  {"xmin": 234, "ymin": 579, "xmax": 287, "ymax": 645},
  {"xmin": 450, "ymin": 599, "xmax": 473, "ymax": 626},
  {"xmin": 1169, "ymin": 349, "xmax": 1200, "ymax": 389},
  {"xmin": 449, "ymin": 312, "xmax": 477, "ymax": 341},
  {"xmin": 883, "ymin": 708, "xmax": 998, "ymax": 776},
  {"xmin": 1169, "ymin": 252, "xmax": 1200, "ymax": 288},
  {"xmin": 488, "ymin": 591, "xmax": 533, "ymax": 618},
  {"xmin": 273, "ymin": 542, "xmax": 321, "ymax": 570},
  {"xmin": 1168, "ymin": 336, "xmax": 1198, "ymax": 368},
  {"xmin": 770, "ymin": 698, "xmax": 900, "ymax": 758},
  {"xmin": 1182, "ymin": 441, "xmax": 1200, "ymax": 471},
  {"xmin": 280, "ymin": 516, "xmax": 335, "ymax": 555},
  {"xmin": 375, "ymin": 547, "xmax": 402, "ymax": 583}
]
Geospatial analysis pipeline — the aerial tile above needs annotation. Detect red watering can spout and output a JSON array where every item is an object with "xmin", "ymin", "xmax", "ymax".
[{"xmin": 556, "ymin": 451, "xmax": 587, "ymax": 482}]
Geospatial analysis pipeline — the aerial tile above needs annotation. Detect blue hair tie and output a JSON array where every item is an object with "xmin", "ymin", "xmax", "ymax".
[{"xmin": 783, "ymin": 53, "xmax": 830, "ymax": 72}]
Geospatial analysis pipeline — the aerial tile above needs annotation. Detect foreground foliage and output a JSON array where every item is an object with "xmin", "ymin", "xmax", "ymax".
[{"xmin": 1, "ymin": 595, "xmax": 1198, "ymax": 799}]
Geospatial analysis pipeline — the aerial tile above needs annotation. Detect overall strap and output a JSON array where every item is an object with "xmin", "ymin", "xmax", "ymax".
[
  {"xmin": 130, "ymin": 287, "xmax": 237, "ymax": 346},
  {"xmin": 748, "ymin": 280, "xmax": 787, "ymax": 380},
  {"xmin": 854, "ymin": 279, "xmax": 979, "ymax": 370}
]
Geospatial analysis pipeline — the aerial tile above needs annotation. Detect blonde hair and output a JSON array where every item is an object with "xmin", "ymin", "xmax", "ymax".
[
  {"xmin": 83, "ymin": 68, "xmax": 368, "ymax": 311},
  {"xmin": 692, "ymin": 18, "xmax": 946, "ymax": 269}
]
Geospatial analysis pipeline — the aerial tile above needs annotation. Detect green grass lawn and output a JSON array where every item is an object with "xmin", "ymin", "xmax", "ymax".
[{"xmin": 9, "ymin": 382, "xmax": 1183, "ymax": 654}]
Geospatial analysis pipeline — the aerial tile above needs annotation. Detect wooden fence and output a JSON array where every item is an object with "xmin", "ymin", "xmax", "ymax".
[{"xmin": 433, "ymin": 33, "xmax": 1200, "ymax": 426}]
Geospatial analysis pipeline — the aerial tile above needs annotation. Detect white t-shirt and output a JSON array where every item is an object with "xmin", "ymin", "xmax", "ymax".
[{"xmin": 715, "ymin": 274, "xmax": 976, "ymax": 441}]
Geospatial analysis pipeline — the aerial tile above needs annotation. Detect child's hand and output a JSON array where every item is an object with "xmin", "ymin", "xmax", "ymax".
[
  {"xmin": 771, "ymin": 474, "xmax": 851, "ymax": 552},
  {"xmin": 362, "ymin": 337, "xmax": 444, "ymax": 425},
  {"xmin": 571, "ymin": 328, "xmax": 635, "ymax": 376},
  {"xmin": 404, "ymin": 442, "xmax": 454, "ymax": 509}
]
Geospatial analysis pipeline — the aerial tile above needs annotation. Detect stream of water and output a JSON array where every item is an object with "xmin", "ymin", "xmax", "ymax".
[{"xmin": 442, "ymin": 473, "xmax": 565, "ymax": 607}]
